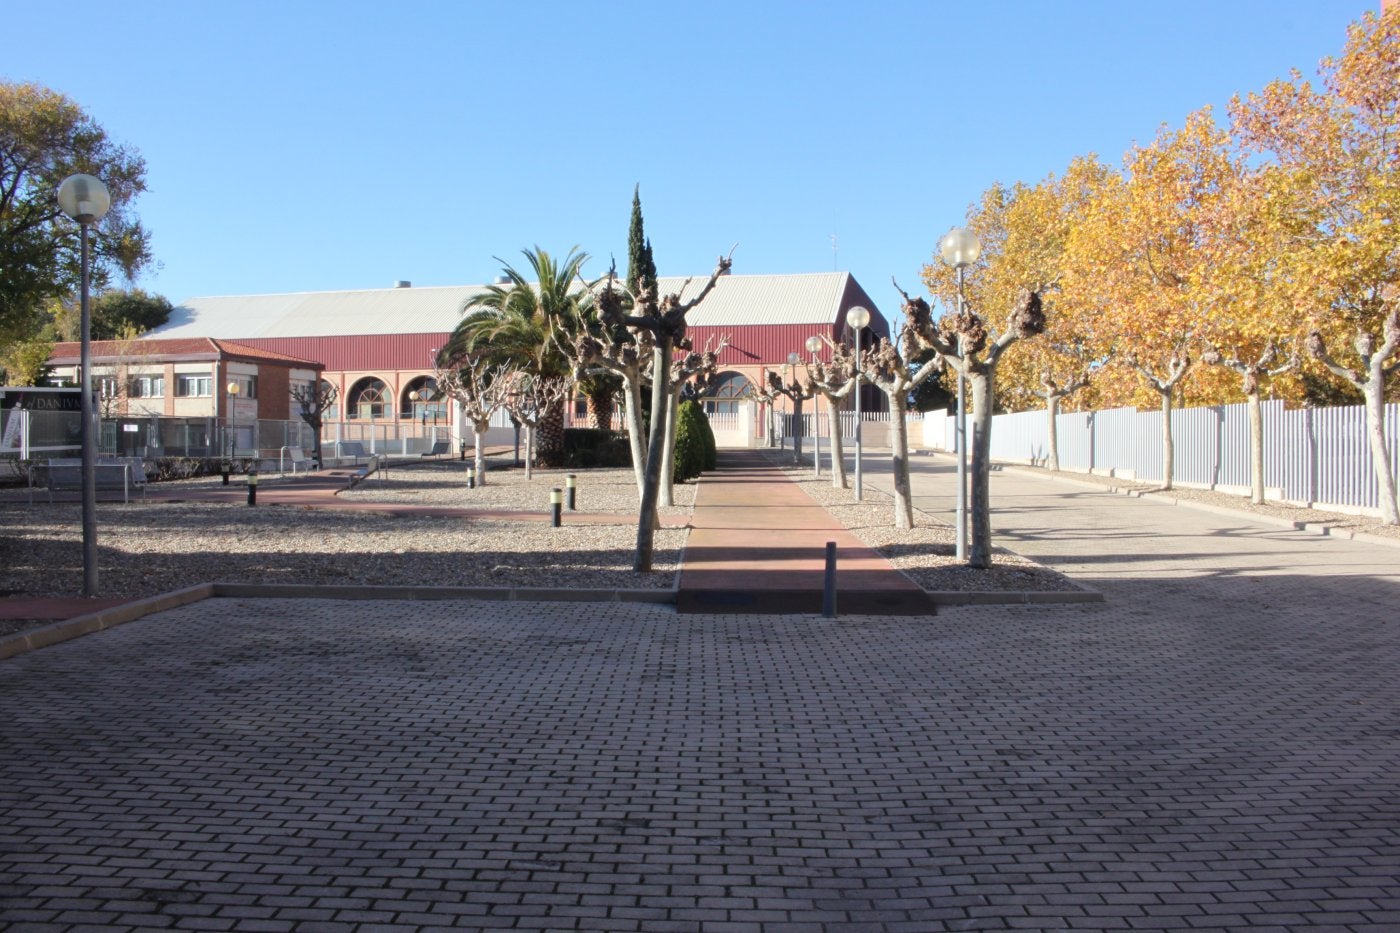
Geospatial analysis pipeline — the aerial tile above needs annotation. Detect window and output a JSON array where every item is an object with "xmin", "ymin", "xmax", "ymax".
[
  {"xmin": 97, "ymin": 376, "xmax": 118, "ymax": 399},
  {"xmin": 704, "ymin": 372, "xmax": 752, "ymax": 414},
  {"xmin": 129, "ymin": 376, "xmax": 164, "ymax": 398},
  {"xmin": 227, "ymin": 375, "xmax": 257, "ymax": 399},
  {"xmin": 175, "ymin": 375, "xmax": 213, "ymax": 397}
]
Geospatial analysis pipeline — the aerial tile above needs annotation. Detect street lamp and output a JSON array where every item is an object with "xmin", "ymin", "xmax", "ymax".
[
  {"xmin": 227, "ymin": 381, "xmax": 240, "ymax": 459},
  {"xmin": 845, "ymin": 305, "xmax": 870, "ymax": 501},
  {"xmin": 939, "ymin": 226, "xmax": 981, "ymax": 561},
  {"xmin": 805, "ymin": 334, "xmax": 823, "ymax": 477},
  {"xmin": 787, "ymin": 350, "xmax": 801, "ymax": 460},
  {"xmin": 57, "ymin": 174, "xmax": 110, "ymax": 597}
]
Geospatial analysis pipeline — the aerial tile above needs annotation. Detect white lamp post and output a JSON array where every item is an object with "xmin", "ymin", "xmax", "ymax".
[
  {"xmin": 805, "ymin": 334, "xmax": 823, "ymax": 477},
  {"xmin": 56, "ymin": 174, "xmax": 111, "ymax": 597},
  {"xmin": 787, "ymin": 350, "xmax": 801, "ymax": 461},
  {"xmin": 939, "ymin": 226, "xmax": 981, "ymax": 561},
  {"xmin": 226, "ymin": 381, "xmax": 240, "ymax": 459},
  {"xmin": 845, "ymin": 305, "xmax": 870, "ymax": 501}
]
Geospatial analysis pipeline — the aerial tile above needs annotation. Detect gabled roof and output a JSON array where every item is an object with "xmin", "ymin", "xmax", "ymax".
[
  {"xmin": 47, "ymin": 337, "xmax": 322, "ymax": 368},
  {"xmin": 150, "ymin": 272, "xmax": 882, "ymax": 340}
]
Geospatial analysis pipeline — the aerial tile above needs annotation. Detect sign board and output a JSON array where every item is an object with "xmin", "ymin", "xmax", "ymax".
[{"xmin": 0, "ymin": 387, "xmax": 83, "ymax": 412}]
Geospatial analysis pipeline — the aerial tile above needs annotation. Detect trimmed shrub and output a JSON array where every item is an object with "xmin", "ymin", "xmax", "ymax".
[
  {"xmin": 673, "ymin": 400, "xmax": 708, "ymax": 482},
  {"xmin": 698, "ymin": 405, "xmax": 717, "ymax": 470},
  {"xmin": 562, "ymin": 428, "xmax": 632, "ymax": 468}
]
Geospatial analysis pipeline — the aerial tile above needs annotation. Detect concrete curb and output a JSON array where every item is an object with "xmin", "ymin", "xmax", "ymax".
[
  {"xmin": 0, "ymin": 584, "xmax": 215, "ymax": 661},
  {"xmin": 928, "ymin": 587, "xmax": 1103, "ymax": 606}
]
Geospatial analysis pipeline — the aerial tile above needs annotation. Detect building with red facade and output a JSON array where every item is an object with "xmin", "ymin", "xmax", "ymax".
[{"xmin": 146, "ymin": 272, "xmax": 890, "ymax": 445}]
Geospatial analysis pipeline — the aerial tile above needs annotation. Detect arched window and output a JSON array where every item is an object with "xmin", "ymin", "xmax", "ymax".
[
  {"xmin": 348, "ymin": 378, "xmax": 389, "ymax": 420},
  {"xmin": 401, "ymin": 377, "xmax": 444, "ymax": 422},
  {"xmin": 704, "ymin": 371, "xmax": 751, "ymax": 414}
]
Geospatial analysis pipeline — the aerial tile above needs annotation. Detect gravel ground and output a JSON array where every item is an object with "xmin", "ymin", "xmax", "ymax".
[{"xmin": 0, "ymin": 463, "xmax": 688, "ymax": 614}]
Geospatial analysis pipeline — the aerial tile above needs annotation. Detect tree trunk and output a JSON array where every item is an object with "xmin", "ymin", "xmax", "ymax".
[
  {"xmin": 524, "ymin": 424, "xmax": 534, "ymax": 481},
  {"xmin": 1246, "ymin": 387, "xmax": 1265, "ymax": 505},
  {"xmin": 792, "ymin": 396, "xmax": 805, "ymax": 465},
  {"xmin": 827, "ymin": 395, "xmax": 848, "ymax": 489},
  {"xmin": 1045, "ymin": 394, "xmax": 1061, "ymax": 472},
  {"xmin": 587, "ymin": 384, "xmax": 615, "ymax": 431},
  {"xmin": 1159, "ymin": 389, "xmax": 1175, "ymax": 491},
  {"xmin": 660, "ymin": 389, "xmax": 681, "ymax": 507},
  {"xmin": 534, "ymin": 398, "xmax": 566, "ymax": 468},
  {"xmin": 472, "ymin": 418, "xmax": 489, "ymax": 486},
  {"xmin": 968, "ymin": 371, "xmax": 994, "ymax": 570},
  {"xmin": 890, "ymin": 393, "xmax": 914, "ymax": 530},
  {"xmin": 1363, "ymin": 372, "xmax": 1400, "ymax": 524},
  {"xmin": 634, "ymin": 338, "xmax": 670, "ymax": 572},
  {"xmin": 623, "ymin": 377, "xmax": 647, "ymax": 500}
]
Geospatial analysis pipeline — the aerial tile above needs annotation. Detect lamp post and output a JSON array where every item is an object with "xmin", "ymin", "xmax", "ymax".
[
  {"xmin": 57, "ymin": 174, "xmax": 111, "ymax": 597},
  {"xmin": 806, "ymin": 334, "xmax": 823, "ymax": 477},
  {"xmin": 845, "ymin": 305, "xmax": 870, "ymax": 502},
  {"xmin": 227, "ymin": 381, "xmax": 240, "ymax": 460},
  {"xmin": 787, "ymin": 350, "xmax": 802, "ymax": 461},
  {"xmin": 939, "ymin": 226, "xmax": 981, "ymax": 561}
]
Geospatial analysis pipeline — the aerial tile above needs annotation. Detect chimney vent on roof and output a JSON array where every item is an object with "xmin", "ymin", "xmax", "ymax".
[
  {"xmin": 394, "ymin": 280, "xmax": 411, "ymax": 288},
  {"xmin": 494, "ymin": 275, "xmax": 511, "ymax": 285}
]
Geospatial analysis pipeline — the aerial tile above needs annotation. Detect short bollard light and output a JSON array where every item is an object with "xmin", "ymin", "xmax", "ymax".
[
  {"xmin": 550, "ymin": 487, "xmax": 563, "ymax": 527},
  {"xmin": 247, "ymin": 472, "xmax": 259, "ymax": 506},
  {"xmin": 221, "ymin": 462, "xmax": 231, "ymax": 486},
  {"xmin": 566, "ymin": 473, "xmax": 577, "ymax": 510},
  {"xmin": 466, "ymin": 466, "xmax": 476, "ymax": 489}
]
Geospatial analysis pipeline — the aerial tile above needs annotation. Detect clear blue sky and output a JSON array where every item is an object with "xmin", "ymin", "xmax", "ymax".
[{"xmin": 5, "ymin": 0, "xmax": 1371, "ymax": 328}]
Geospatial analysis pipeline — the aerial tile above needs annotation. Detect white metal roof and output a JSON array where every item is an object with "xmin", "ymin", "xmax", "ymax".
[{"xmin": 152, "ymin": 272, "xmax": 864, "ymax": 339}]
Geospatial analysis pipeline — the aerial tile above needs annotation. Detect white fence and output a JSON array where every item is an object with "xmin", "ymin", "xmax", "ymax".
[{"xmin": 922, "ymin": 400, "xmax": 1400, "ymax": 515}]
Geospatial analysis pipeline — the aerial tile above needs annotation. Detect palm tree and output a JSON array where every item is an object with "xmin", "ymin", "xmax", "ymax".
[{"xmin": 443, "ymin": 247, "xmax": 588, "ymax": 467}]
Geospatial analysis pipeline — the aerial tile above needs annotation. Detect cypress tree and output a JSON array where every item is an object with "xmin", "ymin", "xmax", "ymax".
[{"xmin": 627, "ymin": 184, "xmax": 658, "ymax": 294}]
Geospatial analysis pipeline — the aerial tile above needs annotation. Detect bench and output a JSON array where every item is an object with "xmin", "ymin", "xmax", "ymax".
[
  {"xmin": 336, "ymin": 441, "xmax": 368, "ymax": 464},
  {"xmin": 37, "ymin": 460, "xmax": 141, "ymax": 503},
  {"xmin": 420, "ymin": 440, "xmax": 450, "ymax": 459},
  {"xmin": 344, "ymin": 455, "xmax": 381, "ymax": 489},
  {"xmin": 280, "ymin": 446, "xmax": 314, "ymax": 475}
]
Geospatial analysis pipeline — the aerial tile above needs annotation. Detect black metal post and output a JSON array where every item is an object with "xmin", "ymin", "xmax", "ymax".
[
  {"xmin": 467, "ymin": 467, "xmax": 475, "ymax": 489},
  {"xmin": 822, "ymin": 541, "xmax": 837, "ymax": 618},
  {"xmin": 551, "ymin": 488, "xmax": 562, "ymax": 527},
  {"xmin": 566, "ymin": 473, "xmax": 577, "ymax": 510},
  {"xmin": 78, "ymin": 223, "xmax": 98, "ymax": 596},
  {"xmin": 247, "ymin": 473, "xmax": 258, "ymax": 506}
]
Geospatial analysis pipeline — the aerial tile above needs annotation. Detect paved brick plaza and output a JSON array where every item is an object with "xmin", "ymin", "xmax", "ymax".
[{"xmin": 3, "ymin": 463, "xmax": 1399, "ymax": 931}]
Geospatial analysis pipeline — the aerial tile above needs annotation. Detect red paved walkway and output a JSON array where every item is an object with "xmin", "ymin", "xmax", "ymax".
[{"xmin": 676, "ymin": 450, "xmax": 934, "ymax": 615}]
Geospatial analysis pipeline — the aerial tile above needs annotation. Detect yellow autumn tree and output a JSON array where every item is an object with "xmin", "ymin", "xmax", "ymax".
[
  {"xmin": 1230, "ymin": 6, "xmax": 1400, "ymax": 523},
  {"xmin": 987, "ymin": 156, "xmax": 1119, "ymax": 470},
  {"xmin": 1063, "ymin": 107, "xmax": 1238, "ymax": 490}
]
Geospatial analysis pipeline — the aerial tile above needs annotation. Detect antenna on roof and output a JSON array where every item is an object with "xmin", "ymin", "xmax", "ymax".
[{"xmin": 829, "ymin": 234, "xmax": 838, "ymax": 271}]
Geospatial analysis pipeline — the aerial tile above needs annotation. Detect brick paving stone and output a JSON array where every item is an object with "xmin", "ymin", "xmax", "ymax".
[{"xmin": 4, "ymin": 460, "xmax": 1400, "ymax": 931}]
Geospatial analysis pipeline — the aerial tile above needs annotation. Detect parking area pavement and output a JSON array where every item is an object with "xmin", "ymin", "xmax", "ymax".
[{"xmin": 3, "ymin": 459, "xmax": 1400, "ymax": 931}]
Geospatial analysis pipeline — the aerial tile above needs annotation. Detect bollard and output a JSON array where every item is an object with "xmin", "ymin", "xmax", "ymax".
[
  {"xmin": 467, "ymin": 466, "xmax": 475, "ymax": 489},
  {"xmin": 247, "ymin": 472, "xmax": 258, "ymax": 506},
  {"xmin": 566, "ymin": 473, "xmax": 577, "ymax": 510},
  {"xmin": 821, "ymin": 541, "xmax": 837, "ymax": 618},
  {"xmin": 550, "ymin": 487, "xmax": 563, "ymax": 527},
  {"xmin": 221, "ymin": 462, "xmax": 231, "ymax": 486}
]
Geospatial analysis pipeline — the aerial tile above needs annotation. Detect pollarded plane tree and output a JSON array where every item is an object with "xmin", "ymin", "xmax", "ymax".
[
  {"xmin": 658, "ymin": 340, "xmax": 725, "ymax": 507},
  {"xmin": 1230, "ymin": 6, "xmax": 1400, "ymax": 523},
  {"xmin": 894, "ymin": 283, "xmax": 1046, "ymax": 567},
  {"xmin": 803, "ymin": 337, "xmax": 859, "ymax": 489},
  {"xmin": 502, "ymin": 371, "xmax": 573, "ymax": 482},
  {"xmin": 762, "ymin": 362, "xmax": 816, "ymax": 465},
  {"xmin": 291, "ymin": 379, "xmax": 338, "ymax": 469},
  {"xmin": 855, "ymin": 324, "xmax": 947, "ymax": 531},
  {"xmin": 595, "ymin": 252, "xmax": 734, "ymax": 572},
  {"xmin": 434, "ymin": 351, "xmax": 512, "ymax": 486}
]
